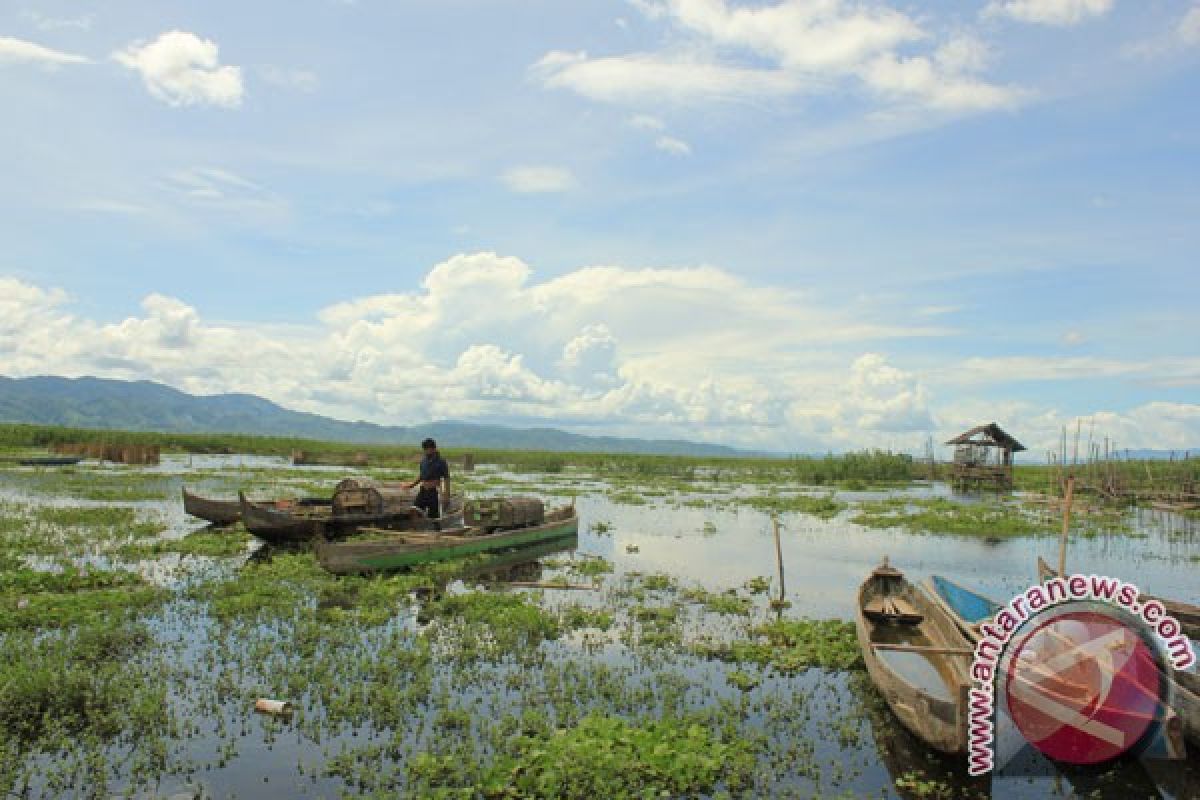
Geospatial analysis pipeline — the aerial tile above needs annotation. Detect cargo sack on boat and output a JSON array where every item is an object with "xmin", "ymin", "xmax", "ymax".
[
  {"xmin": 466, "ymin": 496, "xmax": 544, "ymax": 530},
  {"xmin": 332, "ymin": 479, "xmax": 415, "ymax": 516}
]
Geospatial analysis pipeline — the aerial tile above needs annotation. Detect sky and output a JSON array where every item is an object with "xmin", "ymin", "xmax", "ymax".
[{"xmin": 1, "ymin": 0, "xmax": 1198, "ymax": 456}]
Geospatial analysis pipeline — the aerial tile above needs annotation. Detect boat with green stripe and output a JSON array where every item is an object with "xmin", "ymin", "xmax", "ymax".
[{"xmin": 316, "ymin": 505, "xmax": 579, "ymax": 574}]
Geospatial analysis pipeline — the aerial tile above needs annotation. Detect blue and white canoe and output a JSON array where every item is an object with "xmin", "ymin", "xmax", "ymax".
[{"xmin": 921, "ymin": 575, "xmax": 1002, "ymax": 642}]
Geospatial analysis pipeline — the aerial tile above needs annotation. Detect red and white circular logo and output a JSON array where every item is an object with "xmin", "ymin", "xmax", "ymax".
[{"xmin": 1004, "ymin": 608, "xmax": 1168, "ymax": 765}]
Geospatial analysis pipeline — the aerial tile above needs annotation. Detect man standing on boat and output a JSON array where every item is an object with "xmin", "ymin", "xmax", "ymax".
[{"xmin": 407, "ymin": 438, "xmax": 450, "ymax": 520}]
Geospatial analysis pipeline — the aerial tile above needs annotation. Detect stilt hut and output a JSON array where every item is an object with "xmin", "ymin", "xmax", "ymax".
[{"xmin": 945, "ymin": 423, "xmax": 1025, "ymax": 490}]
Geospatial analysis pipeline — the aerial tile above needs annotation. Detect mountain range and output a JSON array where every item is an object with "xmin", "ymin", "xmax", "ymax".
[{"xmin": 0, "ymin": 375, "xmax": 748, "ymax": 456}]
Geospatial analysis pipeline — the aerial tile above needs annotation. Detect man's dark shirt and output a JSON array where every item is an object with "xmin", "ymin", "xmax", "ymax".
[{"xmin": 419, "ymin": 453, "xmax": 450, "ymax": 483}]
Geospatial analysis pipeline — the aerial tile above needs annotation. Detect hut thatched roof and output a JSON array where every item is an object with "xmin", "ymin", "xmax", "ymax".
[{"xmin": 944, "ymin": 423, "xmax": 1026, "ymax": 452}]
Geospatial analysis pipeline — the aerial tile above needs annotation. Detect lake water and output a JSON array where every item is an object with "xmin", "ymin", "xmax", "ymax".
[{"xmin": 2, "ymin": 457, "xmax": 1197, "ymax": 798}]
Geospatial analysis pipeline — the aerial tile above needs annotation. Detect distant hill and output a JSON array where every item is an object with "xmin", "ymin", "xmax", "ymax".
[{"xmin": 0, "ymin": 375, "xmax": 749, "ymax": 456}]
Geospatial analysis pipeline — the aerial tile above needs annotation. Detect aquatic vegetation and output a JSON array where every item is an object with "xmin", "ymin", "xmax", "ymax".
[
  {"xmin": 37, "ymin": 504, "xmax": 164, "ymax": 536},
  {"xmin": 742, "ymin": 492, "xmax": 844, "ymax": 519},
  {"xmin": 468, "ymin": 713, "xmax": 758, "ymax": 799},
  {"xmin": 743, "ymin": 576, "xmax": 771, "ymax": 594},
  {"xmin": 0, "ymin": 584, "xmax": 165, "ymax": 631},
  {"xmin": 680, "ymin": 586, "xmax": 752, "ymax": 616},
  {"xmin": 694, "ymin": 618, "xmax": 861, "ymax": 672},
  {"xmin": 606, "ymin": 489, "xmax": 648, "ymax": 506},
  {"xmin": 423, "ymin": 590, "xmax": 561, "ymax": 658},
  {"xmin": 122, "ymin": 528, "xmax": 255, "ymax": 558},
  {"xmin": 194, "ymin": 551, "xmax": 332, "ymax": 621},
  {"xmin": 0, "ymin": 441, "xmax": 1193, "ymax": 798},
  {"xmin": 850, "ymin": 497, "xmax": 1046, "ymax": 537},
  {"xmin": 559, "ymin": 604, "xmax": 614, "ymax": 631},
  {"xmin": 0, "ymin": 622, "xmax": 166, "ymax": 740},
  {"xmin": 570, "ymin": 556, "xmax": 614, "ymax": 578}
]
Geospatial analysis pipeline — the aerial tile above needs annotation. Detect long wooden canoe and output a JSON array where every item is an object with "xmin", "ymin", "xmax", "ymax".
[
  {"xmin": 182, "ymin": 488, "xmax": 328, "ymax": 526},
  {"xmin": 15, "ymin": 456, "xmax": 83, "ymax": 466},
  {"xmin": 922, "ymin": 575, "xmax": 1002, "ymax": 642},
  {"xmin": 239, "ymin": 491, "xmax": 465, "ymax": 546},
  {"xmin": 937, "ymin": 569, "xmax": 1200, "ymax": 750},
  {"xmin": 316, "ymin": 506, "xmax": 579, "ymax": 574},
  {"xmin": 1036, "ymin": 555, "xmax": 1200, "ymax": 639},
  {"xmin": 856, "ymin": 559, "xmax": 974, "ymax": 754}
]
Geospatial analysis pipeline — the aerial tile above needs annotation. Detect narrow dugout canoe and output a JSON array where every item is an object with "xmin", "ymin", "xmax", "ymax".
[
  {"xmin": 182, "ymin": 487, "xmax": 329, "ymax": 526},
  {"xmin": 1036, "ymin": 556, "xmax": 1200, "ymax": 640},
  {"xmin": 856, "ymin": 559, "xmax": 974, "ymax": 754},
  {"xmin": 922, "ymin": 575, "xmax": 1002, "ymax": 642},
  {"xmin": 316, "ymin": 505, "xmax": 579, "ymax": 574},
  {"xmin": 239, "ymin": 491, "xmax": 465, "ymax": 546}
]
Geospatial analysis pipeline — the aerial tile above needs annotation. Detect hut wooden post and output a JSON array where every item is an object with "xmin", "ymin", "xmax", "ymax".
[{"xmin": 1057, "ymin": 475, "xmax": 1075, "ymax": 578}]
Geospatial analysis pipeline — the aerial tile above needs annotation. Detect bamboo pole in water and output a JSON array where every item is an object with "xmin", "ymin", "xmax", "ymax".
[
  {"xmin": 771, "ymin": 516, "xmax": 786, "ymax": 611},
  {"xmin": 1057, "ymin": 475, "xmax": 1075, "ymax": 578}
]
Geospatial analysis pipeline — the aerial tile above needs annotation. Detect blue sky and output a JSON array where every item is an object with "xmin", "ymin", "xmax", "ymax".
[{"xmin": 1, "ymin": 0, "xmax": 1198, "ymax": 454}]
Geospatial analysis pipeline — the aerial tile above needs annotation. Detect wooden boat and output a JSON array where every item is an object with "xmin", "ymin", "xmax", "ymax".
[
  {"xmin": 937, "ymin": 569, "xmax": 1200, "ymax": 750},
  {"xmin": 239, "ymin": 491, "xmax": 465, "ymax": 546},
  {"xmin": 182, "ymin": 488, "xmax": 328, "ymax": 526},
  {"xmin": 1037, "ymin": 556, "xmax": 1200, "ymax": 639},
  {"xmin": 316, "ymin": 505, "xmax": 579, "ymax": 574},
  {"xmin": 856, "ymin": 559, "xmax": 974, "ymax": 754},
  {"xmin": 183, "ymin": 488, "xmax": 243, "ymax": 525},
  {"xmin": 922, "ymin": 575, "xmax": 1002, "ymax": 641},
  {"xmin": 15, "ymin": 456, "xmax": 83, "ymax": 466}
]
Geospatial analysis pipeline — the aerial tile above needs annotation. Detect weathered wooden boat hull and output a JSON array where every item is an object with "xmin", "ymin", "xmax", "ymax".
[
  {"xmin": 183, "ymin": 488, "xmax": 330, "ymax": 526},
  {"xmin": 856, "ymin": 561, "xmax": 973, "ymax": 754},
  {"xmin": 183, "ymin": 488, "xmax": 243, "ymax": 525},
  {"xmin": 1036, "ymin": 556, "xmax": 1200, "ymax": 639},
  {"xmin": 923, "ymin": 575, "xmax": 1002, "ymax": 642},
  {"xmin": 239, "ymin": 492, "xmax": 465, "ymax": 546},
  {"xmin": 1175, "ymin": 671, "xmax": 1200, "ymax": 748},
  {"xmin": 317, "ymin": 508, "xmax": 579, "ymax": 574}
]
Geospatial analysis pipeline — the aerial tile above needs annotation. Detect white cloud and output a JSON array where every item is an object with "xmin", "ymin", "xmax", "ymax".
[
  {"xmin": 984, "ymin": 0, "xmax": 1113, "ymax": 26},
  {"xmin": 533, "ymin": 50, "xmax": 801, "ymax": 104},
  {"xmin": 534, "ymin": 0, "xmax": 1020, "ymax": 114},
  {"xmin": 4, "ymin": 254, "xmax": 1195, "ymax": 452},
  {"xmin": 939, "ymin": 401, "xmax": 1200, "ymax": 457},
  {"xmin": 0, "ymin": 254, "xmax": 952, "ymax": 449},
  {"xmin": 862, "ymin": 49, "xmax": 1023, "ymax": 112},
  {"xmin": 163, "ymin": 167, "xmax": 288, "ymax": 221},
  {"xmin": 839, "ymin": 353, "xmax": 934, "ymax": 433},
  {"xmin": 940, "ymin": 355, "xmax": 1200, "ymax": 387},
  {"xmin": 22, "ymin": 12, "xmax": 94, "ymax": 31},
  {"xmin": 1183, "ymin": 6, "xmax": 1200, "ymax": 45},
  {"xmin": 0, "ymin": 35, "xmax": 88, "ymax": 66},
  {"xmin": 258, "ymin": 65, "xmax": 319, "ymax": 92},
  {"xmin": 916, "ymin": 305, "xmax": 961, "ymax": 317},
  {"xmin": 1124, "ymin": 6, "xmax": 1200, "ymax": 59},
  {"xmin": 628, "ymin": 114, "xmax": 666, "ymax": 131},
  {"xmin": 500, "ymin": 165, "xmax": 576, "ymax": 193},
  {"xmin": 114, "ymin": 31, "xmax": 244, "ymax": 108},
  {"xmin": 655, "ymin": 135, "xmax": 692, "ymax": 155},
  {"xmin": 1061, "ymin": 330, "xmax": 1086, "ymax": 346}
]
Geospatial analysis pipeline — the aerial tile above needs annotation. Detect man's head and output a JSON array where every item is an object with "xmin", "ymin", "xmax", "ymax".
[{"xmin": 421, "ymin": 438, "xmax": 437, "ymax": 454}]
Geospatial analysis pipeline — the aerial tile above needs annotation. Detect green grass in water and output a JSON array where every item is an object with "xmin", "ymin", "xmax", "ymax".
[
  {"xmin": 408, "ymin": 712, "xmax": 757, "ymax": 799},
  {"xmin": 695, "ymin": 617, "xmax": 862, "ymax": 672},
  {"xmin": 850, "ymin": 497, "xmax": 1046, "ymax": 537}
]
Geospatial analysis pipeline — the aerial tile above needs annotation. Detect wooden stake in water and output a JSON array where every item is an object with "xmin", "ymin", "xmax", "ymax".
[
  {"xmin": 771, "ymin": 516, "xmax": 787, "ymax": 611},
  {"xmin": 1057, "ymin": 475, "xmax": 1075, "ymax": 578}
]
